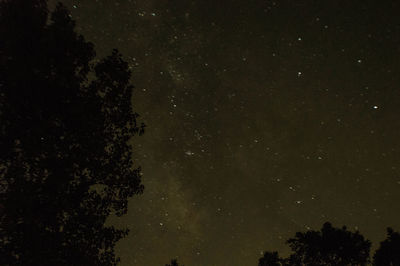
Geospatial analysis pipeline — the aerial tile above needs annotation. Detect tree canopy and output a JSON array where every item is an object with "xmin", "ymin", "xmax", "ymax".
[
  {"xmin": 373, "ymin": 227, "xmax": 400, "ymax": 266},
  {"xmin": 259, "ymin": 222, "xmax": 371, "ymax": 266},
  {"xmin": 0, "ymin": 0, "xmax": 144, "ymax": 265},
  {"xmin": 258, "ymin": 251, "xmax": 284, "ymax": 266}
]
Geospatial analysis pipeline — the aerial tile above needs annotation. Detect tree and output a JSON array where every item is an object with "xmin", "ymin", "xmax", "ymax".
[
  {"xmin": 259, "ymin": 222, "xmax": 371, "ymax": 266},
  {"xmin": 165, "ymin": 258, "xmax": 184, "ymax": 266},
  {"xmin": 258, "ymin": 251, "xmax": 285, "ymax": 266},
  {"xmin": 0, "ymin": 0, "xmax": 144, "ymax": 265},
  {"xmin": 373, "ymin": 228, "xmax": 400, "ymax": 265}
]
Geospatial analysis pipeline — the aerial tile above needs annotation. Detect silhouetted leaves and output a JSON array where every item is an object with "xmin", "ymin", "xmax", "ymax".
[
  {"xmin": 259, "ymin": 222, "xmax": 371, "ymax": 266},
  {"xmin": 373, "ymin": 228, "xmax": 400, "ymax": 266},
  {"xmin": 0, "ymin": 0, "xmax": 144, "ymax": 265},
  {"xmin": 287, "ymin": 222, "xmax": 371, "ymax": 265},
  {"xmin": 258, "ymin": 251, "xmax": 285, "ymax": 266}
]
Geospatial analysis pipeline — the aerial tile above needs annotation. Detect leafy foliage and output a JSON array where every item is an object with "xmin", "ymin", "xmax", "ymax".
[
  {"xmin": 286, "ymin": 222, "xmax": 371, "ymax": 265},
  {"xmin": 259, "ymin": 222, "xmax": 371, "ymax": 266},
  {"xmin": 373, "ymin": 228, "xmax": 400, "ymax": 266},
  {"xmin": 0, "ymin": 0, "xmax": 144, "ymax": 265},
  {"xmin": 258, "ymin": 251, "xmax": 285, "ymax": 266}
]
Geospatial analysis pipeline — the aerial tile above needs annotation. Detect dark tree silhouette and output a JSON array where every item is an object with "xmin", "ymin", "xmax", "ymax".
[
  {"xmin": 0, "ymin": 0, "xmax": 144, "ymax": 265},
  {"xmin": 165, "ymin": 258, "xmax": 184, "ymax": 266},
  {"xmin": 258, "ymin": 251, "xmax": 285, "ymax": 266},
  {"xmin": 287, "ymin": 222, "xmax": 371, "ymax": 265},
  {"xmin": 373, "ymin": 228, "xmax": 400, "ymax": 265},
  {"xmin": 259, "ymin": 222, "xmax": 371, "ymax": 266}
]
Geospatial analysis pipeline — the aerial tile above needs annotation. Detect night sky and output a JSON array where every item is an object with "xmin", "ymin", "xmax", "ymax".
[{"xmin": 48, "ymin": 1, "xmax": 400, "ymax": 265}]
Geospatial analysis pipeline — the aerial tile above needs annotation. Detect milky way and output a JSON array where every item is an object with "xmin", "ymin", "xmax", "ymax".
[{"xmin": 48, "ymin": 1, "xmax": 400, "ymax": 265}]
